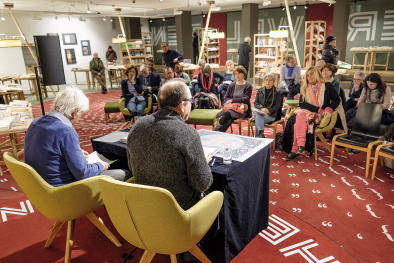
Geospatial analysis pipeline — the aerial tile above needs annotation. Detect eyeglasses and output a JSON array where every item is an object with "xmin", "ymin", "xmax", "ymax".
[
  {"xmin": 182, "ymin": 98, "xmax": 192, "ymax": 103},
  {"xmin": 353, "ymin": 79, "xmax": 362, "ymax": 82}
]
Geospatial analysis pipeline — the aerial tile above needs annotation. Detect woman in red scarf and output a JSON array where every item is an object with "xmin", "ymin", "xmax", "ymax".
[
  {"xmin": 196, "ymin": 65, "xmax": 224, "ymax": 108},
  {"xmin": 284, "ymin": 66, "xmax": 346, "ymax": 161}
]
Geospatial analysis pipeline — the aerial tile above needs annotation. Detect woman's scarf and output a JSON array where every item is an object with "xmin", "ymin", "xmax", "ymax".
[
  {"xmin": 285, "ymin": 64, "xmax": 295, "ymax": 77},
  {"xmin": 329, "ymin": 76, "xmax": 334, "ymax": 83},
  {"xmin": 366, "ymin": 88, "xmax": 382, "ymax": 104},
  {"xmin": 308, "ymin": 82, "xmax": 322, "ymax": 107},
  {"xmin": 311, "ymin": 83, "xmax": 319, "ymax": 96},
  {"xmin": 202, "ymin": 71, "xmax": 213, "ymax": 92}
]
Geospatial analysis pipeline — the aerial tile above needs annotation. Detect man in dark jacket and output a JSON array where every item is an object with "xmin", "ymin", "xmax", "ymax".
[
  {"xmin": 322, "ymin": 35, "xmax": 340, "ymax": 70},
  {"xmin": 192, "ymin": 32, "xmax": 199, "ymax": 64},
  {"xmin": 161, "ymin": 42, "xmax": 183, "ymax": 69},
  {"xmin": 138, "ymin": 64, "xmax": 161, "ymax": 103},
  {"xmin": 89, "ymin": 52, "xmax": 107, "ymax": 93},
  {"xmin": 238, "ymin": 36, "xmax": 252, "ymax": 80},
  {"xmin": 127, "ymin": 80, "xmax": 213, "ymax": 210}
]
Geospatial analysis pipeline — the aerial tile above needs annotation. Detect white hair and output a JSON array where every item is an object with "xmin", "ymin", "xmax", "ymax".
[
  {"xmin": 263, "ymin": 72, "xmax": 276, "ymax": 82},
  {"xmin": 198, "ymin": 59, "xmax": 206, "ymax": 66},
  {"xmin": 285, "ymin": 54, "xmax": 296, "ymax": 63},
  {"xmin": 316, "ymin": 60, "xmax": 326, "ymax": 66},
  {"xmin": 140, "ymin": 64, "xmax": 148, "ymax": 71},
  {"xmin": 244, "ymin": 36, "xmax": 251, "ymax": 42},
  {"xmin": 226, "ymin": 60, "xmax": 234, "ymax": 66},
  {"xmin": 354, "ymin": 71, "xmax": 366, "ymax": 80},
  {"xmin": 51, "ymin": 87, "xmax": 89, "ymax": 117}
]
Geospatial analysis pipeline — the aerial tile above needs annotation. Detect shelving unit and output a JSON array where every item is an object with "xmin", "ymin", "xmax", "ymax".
[
  {"xmin": 303, "ymin": 21, "xmax": 326, "ymax": 68},
  {"xmin": 252, "ymin": 34, "xmax": 279, "ymax": 88},
  {"xmin": 142, "ymin": 32, "xmax": 154, "ymax": 62},
  {"xmin": 197, "ymin": 27, "xmax": 220, "ymax": 64}
]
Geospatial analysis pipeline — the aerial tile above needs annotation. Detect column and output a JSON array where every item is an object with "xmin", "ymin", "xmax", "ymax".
[
  {"xmin": 175, "ymin": 11, "xmax": 193, "ymax": 61},
  {"xmin": 242, "ymin": 3, "xmax": 259, "ymax": 78},
  {"xmin": 332, "ymin": 0, "xmax": 351, "ymax": 61},
  {"xmin": 124, "ymin": 18, "xmax": 141, "ymax": 39}
]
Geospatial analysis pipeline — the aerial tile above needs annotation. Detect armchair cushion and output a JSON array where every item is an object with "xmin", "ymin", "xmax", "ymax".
[{"xmin": 186, "ymin": 109, "xmax": 220, "ymax": 126}]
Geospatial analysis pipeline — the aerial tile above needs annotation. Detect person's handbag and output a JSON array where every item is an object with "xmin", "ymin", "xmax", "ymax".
[{"xmin": 222, "ymin": 103, "xmax": 244, "ymax": 114}]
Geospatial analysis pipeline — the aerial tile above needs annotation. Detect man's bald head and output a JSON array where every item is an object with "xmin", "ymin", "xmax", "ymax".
[{"xmin": 158, "ymin": 80, "xmax": 190, "ymax": 109}]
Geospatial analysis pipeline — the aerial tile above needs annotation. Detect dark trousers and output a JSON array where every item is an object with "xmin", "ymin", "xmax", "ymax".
[
  {"xmin": 345, "ymin": 99, "xmax": 358, "ymax": 112},
  {"xmin": 218, "ymin": 111, "xmax": 236, "ymax": 132},
  {"xmin": 239, "ymin": 63, "xmax": 249, "ymax": 80}
]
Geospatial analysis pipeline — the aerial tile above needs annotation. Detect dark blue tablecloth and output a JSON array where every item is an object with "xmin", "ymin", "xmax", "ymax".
[{"xmin": 91, "ymin": 130, "xmax": 270, "ymax": 263}]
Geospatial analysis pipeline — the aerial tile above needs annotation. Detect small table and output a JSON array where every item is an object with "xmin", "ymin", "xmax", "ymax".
[
  {"xmin": 368, "ymin": 47, "xmax": 393, "ymax": 71},
  {"xmin": 71, "ymin": 68, "xmax": 92, "ymax": 89},
  {"xmin": 227, "ymin": 49, "xmax": 239, "ymax": 65},
  {"xmin": 0, "ymin": 90, "xmax": 25, "ymax": 104},
  {"xmin": 284, "ymin": 99, "xmax": 299, "ymax": 124}
]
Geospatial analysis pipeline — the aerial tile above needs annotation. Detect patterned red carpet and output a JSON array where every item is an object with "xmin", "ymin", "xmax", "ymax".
[{"xmin": 0, "ymin": 90, "xmax": 393, "ymax": 263}]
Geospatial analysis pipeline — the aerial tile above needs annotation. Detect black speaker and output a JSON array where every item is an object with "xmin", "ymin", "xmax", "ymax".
[{"xmin": 34, "ymin": 35, "xmax": 66, "ymax": 86}]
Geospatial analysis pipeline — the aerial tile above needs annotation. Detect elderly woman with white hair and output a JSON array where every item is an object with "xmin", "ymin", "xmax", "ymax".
[
  {"xmin": 24, "ymin": 87, "xmax": 129, "ymax": 187},
  {"xmin": 218, "ymin": 60, "xmax": 236, "ymax": 105},
  {"xmin": 345, "ymin": 71, "xmax": 366, "ymax": 112},
  {"xmin": 279, "ymin": 54, "xmax": 301, "ymax": 99},
  {"xmin": 253, "ymin": 73, "xmax": 282, "ymax": 138}
]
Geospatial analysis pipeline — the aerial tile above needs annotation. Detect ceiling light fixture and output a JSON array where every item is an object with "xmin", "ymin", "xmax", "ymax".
[
  {"xmin": 103, "ymin": 16, "xmax": 106, "ymax": 21},
  {"xmin": 263, "ymin": 0, "xmax": 271, "ymax": 7},
  {"xmin": 328, "ymin": 3, "xmax": 332, "ymax": 6},
  {"xmin": 149, "ymin": 18, "xmax": 152, "ymax": 22},
  {"xmin": 163, "ymin": 17, "xmax": 165, "ymax": 21},
  {"xmin": 68, "ymin": 15, "xmax": 70, "ymax": 20},
  {"xmin": 55, "ymin": 15, "xmax": 58, "ymax": 20},
  {"xmin": 132, "ymin": 0, "xmax": 136, "ymax": 3},
  {"xmin": 294, "ymin": 3, "xmax": 297, "ymax": 9},
  {"xmin": 87, "ymin": 4, "xmax": 91, "ymax": 13},
  {"xmin": 305, "ymin": 2, "xmax": 309, "ymax": 9},
  {"xmin": 1, "ymin": 13, "xmax": 5, "ymax": 21},
  {"xmin": 198, "ymin": 1, "xmax": 201, "ymax": 5},
  {"xmin": 79, "ymin": 16, "xmax": 86, "ymax": 21},
  {"xmin": 354, "ymin": 0, "xmax": 358, "ymax": 3},
  {"xmin": 110, "ymin": 18, "xmax": 113, "ymax": 22},
  {"xmin": 157, "ymin": 11, "xmax": 160, "ymax": 15},
  {"xmin": 281, "ymin": 4, "xmax": 285, "ymax": 11}
]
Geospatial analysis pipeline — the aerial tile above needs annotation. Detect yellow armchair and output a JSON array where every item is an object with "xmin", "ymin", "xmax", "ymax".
[
  {"xmin": 99, "ymin": 177, "xmax": 223, "ymax": 263},
  {"xmin": 119, "ymin": 96, "xmax": 152, "ymax": 116},
  {"xmin": 314, "ymin": 111, "xmax": 338, "ymax": 160},
  {"xmin": 3, "ymin": 152, "xmax": 122, "ymax": 263}
]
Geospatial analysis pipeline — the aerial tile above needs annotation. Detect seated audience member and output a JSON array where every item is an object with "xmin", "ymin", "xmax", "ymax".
[
  {"xmin": 195, "ymin": 65, "xmax": 224, "ymax": 109},
  {"xmin": 138, "ymin": 64, "xmax": 161, "ymax": 103},
  {"xmin": 192, "ymin": 59, "xmax": 206, "ymax": 95},
  {"xmin": 24, "ymin": 88, "xmax": 129, "ymax": 187},
  {"xmin": 279, "ymin": 54, "xmax": 301, "ymax": 99},
  {"xmin": 346, "ymin": 73, "xmax": 393, "ymax": 127},
  {"xmin": 127, "ymin": 80, "xmax": 213, "ymax": 210},
  {"xmin": 147, "ymin": 59, "xmax": 157, "ymax": 73},
  {"xmin": 321, "ymin": 63, "xmax": 341, "ymax": 94},
  {"xmin": 174, "ymin": 64, "xmax": 192, "ymax": 90},
  {"xmin": 218, "ymin": 60, "xmax": 235, "ymax": 106},
  {"xmin": 89, "ymin": 52, "xmax": 107, "ymax": 94},
  {"xmin": 121, "ymin": 66, "xmax": 147, "ymax": 122},
  {"xmin": 160, "ymin": 67, "xmax": 175, "ymax": 88},
  {"xmin": 315, "ymin": 60, "xmax": 326, "ymax": 71},
  {"xmin": 253, "ymin": 73, "xmax": 282, "ymax": 138},
  {"xmin": 161, "ymin": 42, "xmax": 183, "ymax": 69},
  {"xmin": 345, "ymin": 71, "xmax": 365, "ymax": 112},
  {"xmin": 284, "ymin": 66, "xmax": 345, "ymax": 161},
  {"xmin": 213, "ymin": 66, "xmax": 252, "ymax": 132}
]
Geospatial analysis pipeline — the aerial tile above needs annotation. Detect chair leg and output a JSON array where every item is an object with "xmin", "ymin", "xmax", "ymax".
[
  {"xmin": 170, "ymin": 254, "xmax": 177, "ymax": 263},
  {"xmin": 345, "ymin": 147, "xmax": 349, "ymax": 157},
  {"xmin": 371, "ymin": 150, "xmax": 380, "ymax": 180},
  {"xmin": 105, "ymin": 112, "xmax": 108, "ymax": 123},
  {"xmin": 366, "ymin": 149, "xmax": 372, "ymax": 179},
  {"xmin": 314, "ymin": 134, "xmax": 318, "ymax": 161},
  {"xmin": 65, "ymin": 220, "xmax": 76, "ymax": 263},
  {"xmin": 139, "ymin": 250, "xmax": 156, "ymax": 263},
  {"xmin": 272, "ymin": 124, "xmax": 277, "ymax": 149},
  {"xmin": 381, "ymin": 156, "xmax": 384, "ymax": 167},
  {"xmin": 85, "ymin": 211, "xmax": 122, "ymax": 247},
  {"xmin": 189, "ymin": 244, "xmax": 212, "ymax": 263},
  {"xmin": 318, "ymin": 134, "xmax": 331, "ymax": 154},
  {"xmin": 330, "ymin": 141, "xmax": 336, "ymax": 168},
  {"xmin": 238, "ymin": 119, "xmax": 242, "ymax": 135},
  {"xmin": 251, "ymin": 126, "xmax": 254, "ymax": 137},
  {"xmin": 44, "ymin": 221, "xmax": 65, "ymax": 248}
]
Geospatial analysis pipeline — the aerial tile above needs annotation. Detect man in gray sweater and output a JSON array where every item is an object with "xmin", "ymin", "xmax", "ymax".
[{"xmin": 127, "ymin": 80, "xmax": 213, "ymax": 210}]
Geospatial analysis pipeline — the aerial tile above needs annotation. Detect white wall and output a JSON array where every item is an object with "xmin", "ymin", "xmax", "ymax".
[
  {"xmin": 0, "ymin": 13, "xmax": 122, "ymax": 89},
  {"xmin": 140, "ymin": 18, "xmax": 149, "ymax": 33}
]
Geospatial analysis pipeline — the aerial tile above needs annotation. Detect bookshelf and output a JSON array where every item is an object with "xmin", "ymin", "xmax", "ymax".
[
  {"xmin": 142, "ymin": 32, "xmax": 154, "ymax": 62},
  {"xmin": 197, "ymin": 28, "xmax": 220, "ymax": 64},
  {"xmin": 253, "ymin": 34, "xmax": 279, "ymax": 88},
  {"xmin": 303, "ymin": 21, "xmax": 326, "ymax": 68}
]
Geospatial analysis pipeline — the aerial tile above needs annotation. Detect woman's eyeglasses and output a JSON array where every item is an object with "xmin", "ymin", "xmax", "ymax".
[{"xmin": 182, "ymin": 98, "xmax": 192, "ymax": 103}]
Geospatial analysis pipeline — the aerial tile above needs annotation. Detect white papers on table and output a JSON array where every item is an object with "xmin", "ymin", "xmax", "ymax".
[
  {"xmin": 337, "ymin": 60, "xmax": 352, "ymax": 69},
  {"xmin": 87, "ymin": 151, "xmax": 117, "ymax": 165},
  {"xmin": 252, "ymin": 107, "xmax": 267, "ymax": 116},
  {"xmin": 203, "ymin": 147, "xmax": 220, "ymax": 157}
]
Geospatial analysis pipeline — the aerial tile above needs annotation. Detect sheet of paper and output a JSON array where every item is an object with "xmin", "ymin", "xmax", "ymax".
[
  {"xmin": 251, "ymin": 107, "xmax": 267, "ymax": 116},
  {"xmin": 87, "ymin": 151, "xmax": 117, "ymax": 165}
]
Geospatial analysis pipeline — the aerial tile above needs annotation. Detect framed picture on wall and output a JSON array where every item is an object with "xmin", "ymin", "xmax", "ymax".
[
  {"xmin": 65, "ymin": 48, "xmax": 77, "ymax": 64},
  {"xmin": 81, "ymin": 40, "xmax": 91, "ymax": 56},
  {"xmin": 62, "ymin": 33, "xmax": 77, "ymax": 45}
]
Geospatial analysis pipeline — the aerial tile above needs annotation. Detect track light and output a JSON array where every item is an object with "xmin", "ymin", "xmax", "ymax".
[
  {"xmin": 281, "ymin": 4, "xmax": 285, "ymax": 11},
  {"xmin": 157, "ymin": 11, "xmax": 160, "ymax": 15},
  {"xmin": 294, "ymin": 3, "xmax": 297, "ymax": 9},
  {"xmin": 160, "ymin": 0, "xmax": 163, "ymax": 1},
  {"xmin": 149, "ymin": 18, "xmax": 152, "ymax": 22},
  {"xmin": 87, "ymin": 4, "xmax": 91, "ymax": 13},
  {"xmin": 201, "ymin": 11, "xmax": 205, "ymax": 17},
  {"xmin": 305, "ymin": 2, "xmax": 309, "ymax": 9},
  {"xmin": 163, "ymin": 17, "xmax": 165, "ymax": 21},
  {"xmin": 68, "ymin": 15, "xmax": 70, "ymax": 20},
  {"xmin": 79, "ymin": 16, "xmax": 86, "ymax": 22},
  {"xmin": 198, "ymin": 1, "xmax": 201, "ymax": 5},
  {"xmin": 328, "ymin": 3, "xmax": 332, "ymax": 6},
  {"xmin": 354, "ymin": 0, "xmax": 358, "ymax": 3},
  {"xmin": 103, "ymin": 16, "xmax": 106, "ymax": 21},
  {"xmin": 110, "ymin": 18, "xmax": 113, "ymax": 22},
  {"xmin": 55, "ymin": 15, "xmax": 58, "ymax": 20},
  {"xmin": 132, "ymin": 0, "xmax": 136, "ymax": 3},
  {"xmin": 1, "ymin": 14, "xmax": 5, "ymax": 21}
]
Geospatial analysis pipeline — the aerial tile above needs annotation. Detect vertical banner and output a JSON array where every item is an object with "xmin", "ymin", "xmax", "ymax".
[
  {"xmin": 346, "ymin": 0, "xmax": 394, "ymax": 69},
  {"xmin": 227, "ymin": 8, "xmax": 306, "ymax": 65}
]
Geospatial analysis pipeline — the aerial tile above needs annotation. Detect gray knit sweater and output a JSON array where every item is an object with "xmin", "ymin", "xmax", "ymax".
[{"xmin": 126, "ymin": 108, "xmax": 213, "ymax": 210}]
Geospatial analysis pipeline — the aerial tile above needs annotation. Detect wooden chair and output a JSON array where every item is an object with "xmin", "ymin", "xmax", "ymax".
[
  {"xmin": 330, "ymin": 103, "xmax": 383, "ymax": 178},
  {"xmin": 314, "ymin": 111, "xmax": 338, "ymax": 160},
  {"xmin": 371, "ymin": 142, "xmax": 394, "ymax": 180}
]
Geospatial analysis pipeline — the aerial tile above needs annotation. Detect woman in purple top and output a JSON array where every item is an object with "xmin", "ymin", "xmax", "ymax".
[{"xmin": 213, "ymin": 65, "xmax": 252, "ymax": 132}]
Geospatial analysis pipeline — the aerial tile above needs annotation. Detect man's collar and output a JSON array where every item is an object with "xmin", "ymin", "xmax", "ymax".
[{"xmin": 47, "ymin": 110, "xmax": 73, "ymax": 127}]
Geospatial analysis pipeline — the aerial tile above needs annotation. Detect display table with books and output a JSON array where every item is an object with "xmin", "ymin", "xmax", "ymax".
[
  {"xmin": 0, "ymin": 100, "xmax": 33, "ymax": 175},
  {"xmin": 0, "ymin": 84, "xmax": 25, "ymax": 104}
]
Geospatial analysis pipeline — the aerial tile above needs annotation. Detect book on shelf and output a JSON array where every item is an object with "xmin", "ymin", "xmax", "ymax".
[
  {"xmin": 135, "ymin": 51, "xmax": 140, "ymax": 56},
  {"xmin": 314, "ymin": 25, "xmax": 325, "ymax": 32},
  {"xmin": 268, "ymin": 38, "xmax": 274, "ymax": 46},
  {"xmin": 146, "ymin": 47, "xmax": 151, "ymax": 52},
  {"xmin": 140, "ymin": 51, "xmax": 144, "ymax": 55},
  {"xmin": 131, "ymin": 51, "xmax": 136, "ymax": 56}
]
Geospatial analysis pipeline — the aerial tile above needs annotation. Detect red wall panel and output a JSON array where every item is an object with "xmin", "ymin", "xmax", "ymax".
[
  {"xmin": 306, "ymin": 3, "xmax": 334, "ymax": 37},
  {"xmin": 203, "ymin": 12, "xmax": 227, "ymax": 66}
]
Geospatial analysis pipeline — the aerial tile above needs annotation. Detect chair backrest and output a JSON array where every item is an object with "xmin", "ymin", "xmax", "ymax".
[
  {"xmin": 352, "ymin": 102, "xmax": 383, "ymax": 138},
  {"xmin": 3, "ymin": 152, "xmax": 65, "ymax": 222},
  {"xmin": 339, "ymin": 88, "xmax": 346, "ymax": 110},
  {"xmin": 275, "ymin": 90, "xmax": 284, "ymax": 121},
  {"xmin": 99, "ymin": 178, "xmax": 195, "ymax": 254}
]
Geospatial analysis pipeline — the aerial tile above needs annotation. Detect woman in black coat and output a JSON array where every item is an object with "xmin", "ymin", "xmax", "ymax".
[{"xmin": 121, "ymin": 66, "xmax": 147, "ymax": 121}]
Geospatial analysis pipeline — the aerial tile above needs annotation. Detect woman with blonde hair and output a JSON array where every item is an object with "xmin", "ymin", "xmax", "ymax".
[{"xmin": 283, "ymin": 66, "xmax": 346, "ymax": 160}]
